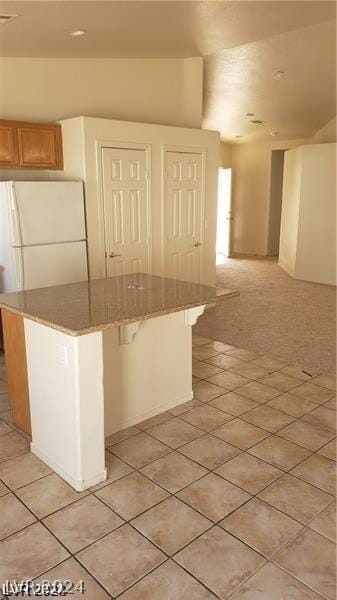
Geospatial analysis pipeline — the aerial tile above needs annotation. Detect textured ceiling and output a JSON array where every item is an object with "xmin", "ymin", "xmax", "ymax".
[{"xmin": 0, "ymin": 1, "xmax": 336, "ymax": 142}]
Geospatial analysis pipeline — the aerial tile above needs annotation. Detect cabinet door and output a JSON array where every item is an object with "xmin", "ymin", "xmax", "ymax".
[
  {"xmin": 17, "ymin": 124, "xmax": 63, "ymax": 169},
  {"xmin": 0, "ymin": 123, "xmax": 19, "ymax": 167}
]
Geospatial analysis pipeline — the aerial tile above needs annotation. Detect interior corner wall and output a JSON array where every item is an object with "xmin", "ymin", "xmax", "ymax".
[
  {"xmin": 219, "ymin": 142, "xmax": 232, "ymax": 168},
  {"xmin": 231, "ymin": 138, "xmax": 308, "ymax": 256},
  {"xmin": 310, "ymin": 115, "xmax": 337, "ymax": 144},
  {"xmin": 0, "ymin": 56, "xmax": 203, "ymax": 128}
]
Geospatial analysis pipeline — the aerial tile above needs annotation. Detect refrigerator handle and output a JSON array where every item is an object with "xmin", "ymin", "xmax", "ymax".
[{"xmin": 9, "ymin": 182, "xmax": 23, "ymax": 247}]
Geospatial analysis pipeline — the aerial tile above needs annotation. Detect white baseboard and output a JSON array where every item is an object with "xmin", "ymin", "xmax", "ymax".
[{"xmin": 30, "ymin": 443, "xmax": 107, "ymax": 492}]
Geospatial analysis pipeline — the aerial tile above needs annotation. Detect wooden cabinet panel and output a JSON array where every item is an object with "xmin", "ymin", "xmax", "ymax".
[
  {"xmin": 0, "ymin": 124, "xmax": 19, "ymax": 167},
  {"xmin": 1, "ymin": 308, "xmax": 31, "ymax": 436},
  {"xmin": 0, "ymin": 119, "xmax": 63, "ymax": 170}
]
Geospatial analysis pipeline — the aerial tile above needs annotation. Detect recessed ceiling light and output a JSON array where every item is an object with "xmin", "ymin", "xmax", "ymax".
[
  {"xmin": 273, "ymin": 70, "xmax": 285, "ymax": 79},
  {"xmin": 69, "ymin": 29, "xmax": 87, "ymax": 37},
  {"xmin": 270, "ymin": 131, "xmax": 280, "ymax": 136},
  {"xmin": 245, "ymin": 113, "xmax": 254, "ymax": 117},
  {"xmin": 250, "ymin": 120, "xmax": 264, "ymax": 125},
  {"xmin": 235, "ymin": 135, "xmax": 243, "ymax": 138}
]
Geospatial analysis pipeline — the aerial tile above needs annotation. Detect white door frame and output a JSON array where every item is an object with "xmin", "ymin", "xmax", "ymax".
[
  {"xmin": 96, "ymin": 140, "xmax": 152, "ymax": 277},
  {"xmin": 161, "ymin": 144, "xmax": 206, "ymax": 281}
]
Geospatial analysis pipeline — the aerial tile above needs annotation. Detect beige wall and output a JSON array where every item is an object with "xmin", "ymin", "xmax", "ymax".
[
  {"xmin": 231, "ymin": 137, "xmax": 308, "ymax": 255},
  {"xmin": 0, "ymin": 57, "xmax": 203, "ymax": 128},
  {"xmin": 279, "ymin": 143, "xmax": 336, "ymax": 285},
  {"xmin": 311, "ymin": 115, "xmax": 336, "ymax": 144},
  {"xmin": 219, "ymin": 142, "xmax": 232, "ymax": 167}
]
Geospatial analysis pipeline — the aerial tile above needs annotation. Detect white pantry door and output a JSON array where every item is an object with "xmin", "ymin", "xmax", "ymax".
[
  {"xmin": 102, "ymin": 147, "xmax": 150, "ymax": 277},
  {"xmin": 164, "ymin": 151, "xmax": 203, "ymax": 283}
]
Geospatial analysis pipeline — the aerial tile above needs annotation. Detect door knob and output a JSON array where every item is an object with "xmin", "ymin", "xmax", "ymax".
[
  {"xmin": 108, "ymin": 252, "xmax": 121, "ymax": 258},
  {"xmin": 192, "ymin": 242, "xmax": 202, "ymax": 247}
]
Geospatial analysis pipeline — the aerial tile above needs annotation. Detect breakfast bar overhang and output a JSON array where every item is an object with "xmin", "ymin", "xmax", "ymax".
[{"xmin": 0, "ymin": 273, "xmax": 238, "ymax": 491}]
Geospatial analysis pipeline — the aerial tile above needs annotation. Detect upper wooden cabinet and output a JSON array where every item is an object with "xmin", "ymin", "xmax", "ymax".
[{"xmin": 0, "ymin": 119, "xmax": 63, "ymax": 170}]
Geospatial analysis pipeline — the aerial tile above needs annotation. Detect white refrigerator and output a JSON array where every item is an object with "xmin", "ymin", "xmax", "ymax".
[{"xmin": 0, "ymin": 181, "xmax": 88, "ymax": 293}]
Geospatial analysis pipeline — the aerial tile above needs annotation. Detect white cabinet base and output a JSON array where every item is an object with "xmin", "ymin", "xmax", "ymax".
[{"xmin": 24, "ymin": 305, "xmax": 205, "ymax": 490}]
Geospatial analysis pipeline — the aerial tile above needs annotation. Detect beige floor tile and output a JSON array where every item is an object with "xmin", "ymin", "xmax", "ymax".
[
  {"xmin": 132, "ymin": 496, "xmax": 212, "ymax": 555},
  {"xmin": 220, "ymin": 498, "xmax": 302, "ymax": 558},
  {"xmin": 258, "ymin": 372, "xmax": 303, "ymax": 392},
  {"xmin": 140, "ymin": 452, "xmax": 207, "ymax": 493},
  {"xmin": 277, "ymin": 419, "xmax": 335, "ymax": 451},
  {"xmin": 0, "ymin": 364, "xmax": 7, "ymax": 381},
  {"xmin": 204, "ymin": 340, "xmax": 236, "ymax": 353},
  {"xmin": 291, "ymin": 382, "xmax": 335, "ymax": 404},
  {"xmin": 209, "ymin": 391, "xmax": 259, "ymax": 416},
  {"xmin": 242, "ymin": 405, "xmax": 295, "ymax": 433},
  {"xmin": 43, "ymin": 495, "xmax": 123, "ymax": 553},
  {"xmin": 0, "ymin": 409, "xmax": 12, "ymax": 424},
  {"xmin": 105, "ymin": 426, "xmax": 140, "ymax": 446},
  {"xmin": 193, "ymin": 381, "xmax": 225, "ymax": 402},
  {"xmin": 0, "ymin": 493, "xmax": 36, "ymax": 539},
  {"xmin": 180, "ymin": 405, "xmax": 233, "ymax": 432},
  {"xmin": 192, "ymin": 375, "xmax": 201, "ymax": 384},
  {"xmin": 0, "ymin": 420, "xmax": 12, "ymax": 436},
  {"xmin": 192, "ymin": 347, "xmax": 219, "ymax": 361},
  {"xmin": 148, "ymin": 418, "xmax": 202, "ymax": 449},
  {"xmin": 291, "ymin": 454, "xmax": 336, "ymax": 495},
  {"xmin": 317, "ymin": 438, "xmax": 336, "ymax": 461},
  {"xmin": 230, "ymin": 362, "xmax": 271, "ymax": 380},
  {"xmin": 205, "ymin": 354, "xmax": 243, "ymax": 370},
  {"xmin": 279, "ymin": 365, "xmax": 317, "ymax": 381},
  {"xmin": 0, "ymin": 394, "xmax": 10, "ymax": 413},
  {"xmin": 0, "ymin": 380, "xmax": 7, "ymax": 394},
  {"xmin": 226, "ymin": 348, "xmax": 261, "ymax": 361},
  {"xmin": 251, "ymin": 355, "xmax": 287, "ymax": 371},
  {"xmin": 267, "ymin": 393, "xmax": 316, "ymax": 418},
  {"xmin": 0, "ymin": 481, "xmax": 9, "ymax": 497},
  {"xmin": 179, "ymin": 433, "xmax": 240, "ymax": 469},
  {"xmin": 248, "ymin": 435, "xmax": 311, "ymax": 471},
  {"xmin": 230, "ymin": 562, "xmax": 323, "ymax": 600},
  {"xmin": 16, "ymin": 473, "xmax": 88, "ymax": 519},
  {"xmin": 177, "ymin": 473, "xmax": 250, "ymax": 522},
  {"xmin": 119, "ymin": 559, "xmax": 216, "ymax": 600},
  {"xmin": 0, "ymin": 452, "xmax": 52, "ymax": 490},
  {"xmin": 313, "ymin": 374, "xmax": 336, "ymax": 391},
  {"xmin": 0, "ymin": 431, "xmax": 29, "ymax": 463},
  {"xmin": 0, "ymin": 522, "xmax": 69, "ymax": 582},
  {"xmin": 35, "ymin": 558, "xmax": 110, "ymax": 599},
  {"xmin": 110, "ymin": 432, "xmax": 170, "ymax": 468},
  {"xmin": 137, "ymin": 412, "xmax": 173, "ymax": 431},
  {"xmin": 192, "ymin": 335, "xmax": 213, "ymax": 346},
  {"xmin": 302, "ymin": 406, "xmax": 336, "ymax": 433},
  {"xmin": 192, "ymin": 363, "xmax": 223, "ymax": 380},
  {"xmin": 207, "ymin": 371, "xmax": 250, "ymax": 391},
  {"xmin": 213, "ymin": 418, "xmax": 270, "ymax": 450},
  {"xmin": 274, "ymin": 528, "xmax": 336, "ymax": 599},
  {"xmin": 175, "ymin": 526, "xmax": 264, "ymax": 599},
  {"xmin": 324, "ymin": 397, "xmax": 337, "ymax": 410},
  {"xmin": 235, "ymin": 380, "xmax": 281, "ymax": 403},
  {"xmin": 309, "ymin": 500, "xmax": 336, "ymax": 542},
  {"xmin": 168, "ymin": 398, "xmax": 202, "ymax": 416},
  {"xmin": 90, "ymin": 452, "xmax": 133, "ymax": 491},
  {"xmin": 95, "ymin": 472, "xmax": 168, "ymax": 520},
  {"xmin": 215, "ymin": 453, "xmax": 283, "ymax": 494},
  {"xmin": 76, "ymin": 524, "xmax": 165, "ymax": 597},
  {"xmin": 258, "ymin": 474, "xmax": 333, "ymax": 523}
]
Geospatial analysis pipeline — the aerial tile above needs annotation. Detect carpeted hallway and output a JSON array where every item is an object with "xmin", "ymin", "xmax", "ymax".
[{"xmin": 195, "ymin": 256, "xmax": 336, "ymax": 375}]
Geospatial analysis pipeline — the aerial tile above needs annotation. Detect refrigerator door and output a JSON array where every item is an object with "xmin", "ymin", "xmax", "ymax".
[
  {"xmin": 10, "ymin": 181, "xmax": 86, "ymax": 246},
  {"xmin": 13, "ymin": 241, "xmax": 88, "ymax": 291}
]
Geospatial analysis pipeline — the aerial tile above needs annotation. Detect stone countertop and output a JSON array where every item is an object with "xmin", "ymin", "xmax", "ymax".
[{"xmin": 0, "ymin": 273, "xmax": 238, "ymax": 336}]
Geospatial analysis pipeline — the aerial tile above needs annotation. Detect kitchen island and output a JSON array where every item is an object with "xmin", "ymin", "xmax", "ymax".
[{"xmin": 0, "ymin": 273, "xmax": 238, "ymax": 491}]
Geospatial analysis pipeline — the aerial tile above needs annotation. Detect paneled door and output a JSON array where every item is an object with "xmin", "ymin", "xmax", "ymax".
[
  {"xmin": 164, "ymin": 151, "xmax": 204, "ymax": 283},
  {"xmin": 102, "ymin": 147, "xmax": 150, "ymax": 276}
]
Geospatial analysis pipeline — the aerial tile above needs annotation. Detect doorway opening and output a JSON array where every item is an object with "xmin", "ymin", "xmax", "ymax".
[
  {"xmin": 267, "ymin": 150, "xmax": 287, "ymax": 256},
  {"xmin": 216, "ymin": 168, "xmax": 232, "ymax": 265}
]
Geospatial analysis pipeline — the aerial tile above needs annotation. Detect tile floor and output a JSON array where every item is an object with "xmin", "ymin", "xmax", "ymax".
[{"xmin": 0, "ymin": 336, "xmax": 336, "ymax": 599}]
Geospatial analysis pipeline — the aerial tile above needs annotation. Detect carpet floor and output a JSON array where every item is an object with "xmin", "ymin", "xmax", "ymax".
[{"xmin": 195, "ymin": 256, "xmax": 336, "ymax": 375}]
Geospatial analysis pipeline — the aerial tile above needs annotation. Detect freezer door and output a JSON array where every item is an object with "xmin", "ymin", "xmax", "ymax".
[
  {"xmin": 10, "ymin": 181, "xmax": 86, "ymax": 246},
  {"xmin": 13, "ymin": 241, "xmax": 88, "ymax": 290}
]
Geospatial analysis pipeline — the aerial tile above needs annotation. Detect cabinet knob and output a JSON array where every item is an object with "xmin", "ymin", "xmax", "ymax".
[
  {"xmin": 192, "ymin": 242, "xmax": 202, "ymax": 247},
  {"xmin": 108, "ymin": 252, "xmax": 122, "ymax": 258}
]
